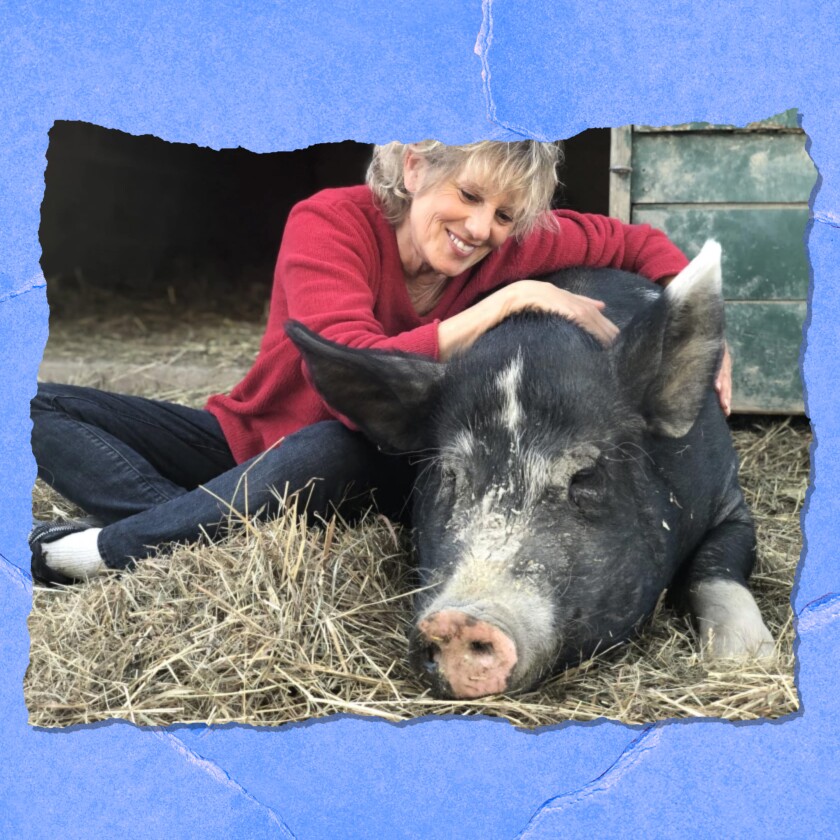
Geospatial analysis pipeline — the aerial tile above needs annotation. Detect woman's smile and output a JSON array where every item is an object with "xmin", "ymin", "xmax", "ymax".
[{"xmin": 447, "ymin": 229, "xmax": 478, "ymax": 256}]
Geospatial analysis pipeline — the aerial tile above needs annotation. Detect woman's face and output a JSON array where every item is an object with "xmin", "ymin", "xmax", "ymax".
[{"xmin": 397, "ymin": 151, "xmax": 522, "ymax": 279}]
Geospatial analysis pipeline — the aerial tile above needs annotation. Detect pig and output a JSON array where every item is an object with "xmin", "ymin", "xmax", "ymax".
[{"xmin": 286, "ymin": 240, "xmax": 775, "ymax": 700}]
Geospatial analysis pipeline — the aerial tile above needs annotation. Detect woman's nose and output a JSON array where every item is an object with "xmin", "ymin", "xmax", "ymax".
[{"xmin": 464, "ymin": 205, "xmax": 495, "ymax": 242}]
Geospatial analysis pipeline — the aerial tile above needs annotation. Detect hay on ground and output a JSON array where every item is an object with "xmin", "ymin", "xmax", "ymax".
[{"xmin": 27, "ymin": 419, "xmax": 805, "ymax": 728}]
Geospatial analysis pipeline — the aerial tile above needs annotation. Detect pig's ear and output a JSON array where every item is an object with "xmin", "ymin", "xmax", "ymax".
[
  {"xmin": 286, "ymin": 321, "xmax": 445, "ymax": 453},
  {"xmin": 617, "ymin": 240, "xmax": 725, "ymax": 438}
]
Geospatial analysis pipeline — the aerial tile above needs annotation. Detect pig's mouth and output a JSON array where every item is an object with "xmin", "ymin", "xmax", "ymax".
[{"xmin": 408, "ymin": 608, "xmax": 522, "ymax": 699}]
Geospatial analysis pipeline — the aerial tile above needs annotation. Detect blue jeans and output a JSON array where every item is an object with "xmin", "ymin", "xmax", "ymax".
[{"xmin": 31, "ymin": 383, "xmax": 415, "ymax": 569}]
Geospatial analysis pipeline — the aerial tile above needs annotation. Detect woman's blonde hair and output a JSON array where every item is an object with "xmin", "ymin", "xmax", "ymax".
[{"xmin": 366, "ymin": 139, "xmax": 563, "ymax": 238}]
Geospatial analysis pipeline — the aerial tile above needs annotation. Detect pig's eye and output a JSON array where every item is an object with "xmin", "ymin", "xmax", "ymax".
[
  {"xmin": 440, "ymin": 465, "xmax": 461, "ymax": 495},
  {"xmin": 568, "ymin": 467, "xmax": 603, "ymax": 509}
]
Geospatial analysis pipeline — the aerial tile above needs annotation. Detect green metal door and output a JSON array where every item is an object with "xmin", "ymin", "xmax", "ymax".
[{"xmin": 610, "ymin": 110, "xmax": 815, "ymax": 413}]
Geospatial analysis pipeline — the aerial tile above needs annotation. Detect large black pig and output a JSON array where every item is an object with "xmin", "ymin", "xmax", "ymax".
[{"xmin": 287, "ymin": 240, "xmax": 774, "ymax": 699}]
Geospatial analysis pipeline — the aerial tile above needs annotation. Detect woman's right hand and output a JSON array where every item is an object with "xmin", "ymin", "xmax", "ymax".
[
  {"xmin": 499, "ymin": 280, "xmax": 619, "ymax": 346},
  {"xmin": 437, "ymin": 279, "xmax": 619, "ymax": 361}
]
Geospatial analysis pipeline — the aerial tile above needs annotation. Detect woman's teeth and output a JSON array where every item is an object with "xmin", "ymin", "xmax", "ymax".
[{"xmin": 448, "ymin": 231, "xmax": 476, "ymax": 255}]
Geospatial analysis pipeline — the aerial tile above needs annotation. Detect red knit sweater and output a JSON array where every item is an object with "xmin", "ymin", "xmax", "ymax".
[{"xmin": 206, "ymin": 186, "xmax": 688, "ymax": 463}]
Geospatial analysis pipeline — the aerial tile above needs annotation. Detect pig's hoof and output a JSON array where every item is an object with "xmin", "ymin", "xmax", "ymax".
[
  {"xmin": 415, "ymin": 610, "xmax": 518, "ymax": 699},
  {"xmin": 691, "ymin": 578, "xmax": 775, "ymax": 660},
  {"xmin": 701, "ymin": 618, "xmax": 775, "ymax": 660}
]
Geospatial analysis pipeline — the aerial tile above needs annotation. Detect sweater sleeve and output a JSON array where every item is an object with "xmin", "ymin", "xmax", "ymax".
[
  {"xmin": 270, "ymin": 196, "xmax": 441, "ymax": 359},
  {"xmin": 491, "ymin": 210, "xmax": 689, "ymax": 283}
]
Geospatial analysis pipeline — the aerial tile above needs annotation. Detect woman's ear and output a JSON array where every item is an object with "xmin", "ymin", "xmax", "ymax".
[{"xmin": 403, "ymin": 148, "xmax": 425, "ymax": 194}]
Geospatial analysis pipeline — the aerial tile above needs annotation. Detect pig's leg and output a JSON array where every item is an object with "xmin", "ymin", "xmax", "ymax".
[{"xmin": 680, "ymin": 514, "xmax": 775, "ymax": 659}]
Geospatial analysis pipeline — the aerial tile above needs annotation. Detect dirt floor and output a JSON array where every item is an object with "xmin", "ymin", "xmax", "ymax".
[
  {"xmin": 26, "ymin": 280, "xmax": 808, "ymax": 727},
  {"xmin": 37, "ymin": 271, "xmax": 267, "ymax": 404}
]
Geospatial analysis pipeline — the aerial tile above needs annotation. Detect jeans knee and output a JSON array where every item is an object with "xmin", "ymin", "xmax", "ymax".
[
  {"xmin": 30, "ymin": 384, "xmax": 61, "ymax": 454},
  {"xmin": 31, "ymin": 382, "xmax": 85, "ymax": 418},
  {"xmin": 30, "ymin": 382, "xmax": 60, "ymax": 415},
  {"xmin": 30, "ymin": 384, "xmax": 90, "ymax": 469}
]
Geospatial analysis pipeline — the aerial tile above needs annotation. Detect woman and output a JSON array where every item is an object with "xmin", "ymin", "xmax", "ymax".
[{"xmin": 30, "ymin": 139, "xmax": 727, "ymax": 584}]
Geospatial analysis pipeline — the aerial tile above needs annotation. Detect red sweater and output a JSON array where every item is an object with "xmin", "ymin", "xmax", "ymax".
[{"xmin": 206, "ymin": 186, "xmax": 688, "ymax": 463}]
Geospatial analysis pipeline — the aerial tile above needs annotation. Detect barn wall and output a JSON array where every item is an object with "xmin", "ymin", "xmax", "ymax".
[{"xmin": 39, "ymin": 122, "xmax": 374, "ymax": 297}]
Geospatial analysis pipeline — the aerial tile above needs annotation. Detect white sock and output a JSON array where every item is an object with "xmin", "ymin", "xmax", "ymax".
[{"xmin": 42, "ymin": 528, "xmax": 107, "ymax": 579}]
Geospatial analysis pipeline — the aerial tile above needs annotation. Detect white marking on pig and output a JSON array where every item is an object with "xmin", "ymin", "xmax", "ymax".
[
  {"xmin": 428, "ymin": 481, "xmax": 557, "ymax": 683},
  {"xmin": 690, "ymin": 578, "xmax": 775, "ymax": 659},
  {"xmin": 496, "ymin": 351, "xmax": 523, "ymax": 439}
]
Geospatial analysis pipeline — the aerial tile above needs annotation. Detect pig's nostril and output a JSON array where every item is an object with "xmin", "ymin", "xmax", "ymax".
[
  {"xmin": 470, "ymin": 640, "xmax": 494, "ymax": 655},
  {"xmin": 423, "ymin": 643, "xmax": 440, "ymax": 673}
]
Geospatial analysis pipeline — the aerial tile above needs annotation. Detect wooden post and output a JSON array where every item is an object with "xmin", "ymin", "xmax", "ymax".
[{"xmin": 609, "ymin": 126, "xmax": 633, "ymax": 222}]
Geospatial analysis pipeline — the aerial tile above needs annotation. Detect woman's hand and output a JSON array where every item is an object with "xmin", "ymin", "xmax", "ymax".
[
  {"xmin": 499, "ymin": 280, "xmax": 619, "ymax": 346},
  {"xmin": 715, "ymin": 342, "xmax": 732, "ymax": 416},
  {"xmin": 438, "ymin": 279, "xmax": 618, "ymax": 361}
]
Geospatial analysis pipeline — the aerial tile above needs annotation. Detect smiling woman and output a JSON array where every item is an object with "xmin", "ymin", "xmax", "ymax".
[
  {"xmin": 30, "ymin": 138, "xmax": 692, "ymax": 585},
  {"xmin": 399, "ymin": 156, "xmax": 518, "ymax": 285}
]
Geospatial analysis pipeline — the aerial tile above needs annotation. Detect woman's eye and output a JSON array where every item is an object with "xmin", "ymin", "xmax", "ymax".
[
  {"xmin": 459, "ymin": 188, "xmax": 479, "ymax": 203},
  {"xmin": 496, "ymin": 210, "xmax": 514, "ymax": 225}
]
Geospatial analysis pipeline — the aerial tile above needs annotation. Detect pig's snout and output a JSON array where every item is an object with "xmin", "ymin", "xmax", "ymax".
[{"xmin": 412, "ymin": 610, "xmax": 518, "ymax": 699}]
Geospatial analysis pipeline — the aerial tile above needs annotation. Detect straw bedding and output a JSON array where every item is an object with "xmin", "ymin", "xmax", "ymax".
[{"xmin": 26, "ymin": 285, "xmax": 806, "ymax": 727}]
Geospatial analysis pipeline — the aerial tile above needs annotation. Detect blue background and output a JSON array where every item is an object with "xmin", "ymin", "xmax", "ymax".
[{"xmin": 1, "ymin": 1, "xmax": 838, "ymax": 836}]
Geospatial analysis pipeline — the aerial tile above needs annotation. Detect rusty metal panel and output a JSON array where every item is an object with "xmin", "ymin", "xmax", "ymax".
[
  {"xmin": 634, "ymin": 109, "xmax": 801, "ymax": 133},
  {"xmin": 633, "ymin": 205, "xmax": 810, "ymax": 300},
  {"xmin": 631, "ymin": 132, "xmax": 816, "ymax": 204},
  {"xmin": 725, "ymin": 301, "xmax": 806, "ymax": 413},
  {"xmin": 609, "ymin": 112, "xmax": 813, "ymax": 413}
]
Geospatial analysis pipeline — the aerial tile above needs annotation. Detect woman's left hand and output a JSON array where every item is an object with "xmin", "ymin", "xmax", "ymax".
[{"xmin": 715, "ymin": 342, "xmax": 732, "ymax": 416}]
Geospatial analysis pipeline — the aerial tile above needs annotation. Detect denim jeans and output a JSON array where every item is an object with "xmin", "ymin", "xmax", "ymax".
[{"xmin": 31, "ymin": 383, "xmax": 416, "ymax": 569}]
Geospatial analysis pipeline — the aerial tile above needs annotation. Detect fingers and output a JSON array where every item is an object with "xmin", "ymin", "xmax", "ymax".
[
  {"xmin": 583, "ymin": 308, "xmax": 619, "ymax": 346},
  {"xmin": 503, "ymin": 282, "xmax": 618, "ymax": 346},
  {"xmin": 563, "ymin": 294, "xmax": 618, "ymax": 346},
  {"xmin": 715, "ymin": 342, "xmax": 733, "ymax": 415}
]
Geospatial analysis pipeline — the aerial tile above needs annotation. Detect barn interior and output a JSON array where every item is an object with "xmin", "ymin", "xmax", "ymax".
[
  {"xmin": 37, "ymin": 121, "xmax": 611, "ymax": 398},
  {"xmin": 28, "ymin": 122, "xmax": 806, "ymax": 727}
]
